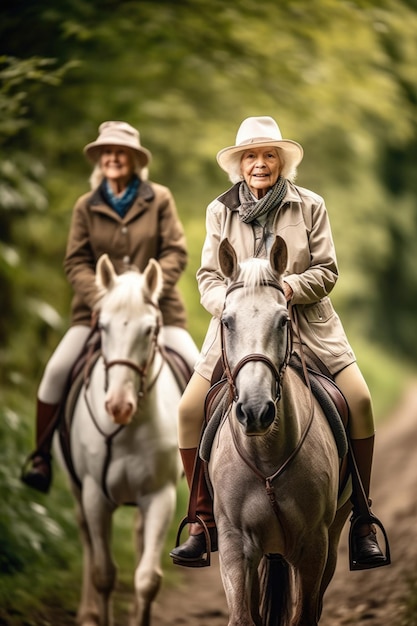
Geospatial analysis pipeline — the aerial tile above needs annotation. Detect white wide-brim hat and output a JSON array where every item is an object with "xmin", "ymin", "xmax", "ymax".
[
  {"xmin": 216, "ymin": 116, "xmax": 303, "ymax": 180},
  {"xmin": 83, "ymin": 121, "xmax": 152, "ymax": 168}
]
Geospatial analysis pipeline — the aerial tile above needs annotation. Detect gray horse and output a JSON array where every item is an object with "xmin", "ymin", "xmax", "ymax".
[{"xmin": 208, "ymin": 236, "xmax": 351, "ymax": 626}]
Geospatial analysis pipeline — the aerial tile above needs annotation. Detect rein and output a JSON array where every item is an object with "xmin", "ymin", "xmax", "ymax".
[
  {"xmin": 82, "ymin": 313, "xmax": 163, "ymax": 503},
  {"xmin": 221, "ymin": 282, "xmax": 315, "ymax": 519}
]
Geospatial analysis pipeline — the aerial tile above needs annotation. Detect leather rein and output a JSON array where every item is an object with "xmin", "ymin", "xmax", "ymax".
[
  {"xmin": 221, "ymin": 280, "xmax": 315, "ymax": 519},
  {"xmin": 82, "ymin": 304, "xmax": 164, "ymax": 503}
]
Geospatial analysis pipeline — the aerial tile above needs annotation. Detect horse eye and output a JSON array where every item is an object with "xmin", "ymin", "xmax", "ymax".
[
  {"xmin": 221, "ymin": 315, "xmax": 232, "ymax": 330},
  {"xmin": 277, "ymin": 315, "xmax": 289, "ymax": 330}
]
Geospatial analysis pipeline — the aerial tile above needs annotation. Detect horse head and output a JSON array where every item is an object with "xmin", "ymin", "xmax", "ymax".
[
  {"xmin": 95, "ymin": 254, "xmax": 163, "ymax": 425},
  {"xmin": 218, "ymin": 236, "xmax": 290, "ymax": 435}
]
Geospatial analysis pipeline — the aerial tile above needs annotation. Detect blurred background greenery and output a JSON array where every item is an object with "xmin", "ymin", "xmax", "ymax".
[{"xmin": 1, "ymin": 0, "xmax": 417, "ymax": 623}]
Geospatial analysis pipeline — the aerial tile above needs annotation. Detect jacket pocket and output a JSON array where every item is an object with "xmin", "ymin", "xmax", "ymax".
[{"xmin": 300, "ymin": 298, "xmax": 351, "ymax": 357}]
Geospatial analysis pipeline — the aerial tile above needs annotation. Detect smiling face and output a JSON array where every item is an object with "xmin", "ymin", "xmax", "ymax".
[
  {"xmin": 240, "ymin": 147, "xmax": 281, "ymax": 199},
  {"xmin": 99, "ymin": 146, "xmax": 136, "ymax": 194}
]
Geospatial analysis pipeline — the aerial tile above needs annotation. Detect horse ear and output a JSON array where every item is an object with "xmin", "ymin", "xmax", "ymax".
[
  {"xmin": 96, "ymin": 254, "xmax": 117, "ymax": 290},
  {"xmin": 219, "ymin": 238, "xmax": 238, "ymax": 279},
  {"xmin": 270, "ymin": 236, "xmax": 288, "ymax": 277},
  {"xmin": 143, "ymin": 258, "xmax": 163, "ymax": 303}
]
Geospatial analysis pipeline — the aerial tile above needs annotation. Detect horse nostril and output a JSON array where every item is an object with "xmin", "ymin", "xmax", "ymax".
[
  {"xmin": 260, "ymin": 401, "xmax": 276, "ymax": 429},
  {"xmin": 235, "ymin": 402, "xmax": 247, "ymax": 427}
]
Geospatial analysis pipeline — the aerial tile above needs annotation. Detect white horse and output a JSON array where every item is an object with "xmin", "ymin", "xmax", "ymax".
[{"xmin": 57, "ymin": 254, "xmax": 182, "ymax": 626}]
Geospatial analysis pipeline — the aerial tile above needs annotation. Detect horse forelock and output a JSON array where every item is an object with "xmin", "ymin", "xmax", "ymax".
[
  {"xmin": 99, "ymin": 270, "xmax": 150, "ymax": 315},
  {"xmin": 235, "ymin": 258, "xmax": 281, "ymax": 296}
]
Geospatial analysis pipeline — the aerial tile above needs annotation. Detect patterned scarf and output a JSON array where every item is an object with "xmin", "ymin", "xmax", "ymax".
[
  {"xmin": 100, "ymin": 175, "xmax": 140, "ymax": 218},
  {"xmin": 238, "ymin": 176, "xmax": 288, "ymax": 223}
]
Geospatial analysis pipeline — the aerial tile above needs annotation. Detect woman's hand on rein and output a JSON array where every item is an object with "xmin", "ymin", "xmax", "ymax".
[{"xmin": 283, "ymin": 281, "xmax": 293, "ymax": 302}]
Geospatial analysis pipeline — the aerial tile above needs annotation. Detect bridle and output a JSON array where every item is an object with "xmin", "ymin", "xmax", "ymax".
[
  {"xmin": 82, "ymin": 300, "xmax": 164, "ymax": 503},
  {"xmin": 220, "ymin": 279, "xmax": 315, "ymax": 522},
  {"xmin": 220, "ymin": 279, "xmax": 292, "ymax": 404}
]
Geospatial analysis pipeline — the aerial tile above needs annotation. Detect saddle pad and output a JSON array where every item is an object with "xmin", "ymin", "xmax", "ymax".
[
  {"xmin": 200, "ymin": 380, "xmax": 231, "ymax": 463},
  {"xmin": 289, "ymin": 354, "xmax": 348, "ymax": 459}
]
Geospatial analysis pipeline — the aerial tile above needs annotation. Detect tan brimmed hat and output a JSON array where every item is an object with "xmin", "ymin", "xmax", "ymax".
[
  {"xmin": 83, "ymin": 121, "xmax": 152, "ymax": 167},
  {"xmin": 216, "ymin": 116, "xmax": 303, "ymax": 179}
]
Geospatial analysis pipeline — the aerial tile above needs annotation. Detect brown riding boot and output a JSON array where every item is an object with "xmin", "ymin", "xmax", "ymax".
[
  {"xmin": 170, "ymin": 447, "xmax": 217, "ymax": 566},
  {"xmin": 350, "ymin": 435, "xmax": 386, "ymax": 568},
  {"xmin": 21, "ymin": 399, "xmax": 59, "ymax": 494}
]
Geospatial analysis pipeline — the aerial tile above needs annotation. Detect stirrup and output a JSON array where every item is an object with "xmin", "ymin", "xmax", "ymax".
[
  {"xmin": 20, "ymin": 452, "xmax": 52, "ymax": 494},
  {"xmin": 348, "ymin": 510, "xmax": 391, "ymax": 571},
  {"xmin": 171, "ymin": 514, "xmax": 213, "ymax": 568}
]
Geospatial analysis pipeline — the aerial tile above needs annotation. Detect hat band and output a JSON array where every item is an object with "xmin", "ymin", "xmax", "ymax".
[{"xmin": 237, "ymin": 136, "xmax": 280, "ymax": 146}]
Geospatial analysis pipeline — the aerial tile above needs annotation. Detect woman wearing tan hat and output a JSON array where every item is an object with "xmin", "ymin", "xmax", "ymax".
[
  {"xmin": 170, "ymin": 116, "xmax": 387, "ymax": 570},
  {"xmin": 22, "ymin": 121, "xmax": 198, "ymax": 493}
]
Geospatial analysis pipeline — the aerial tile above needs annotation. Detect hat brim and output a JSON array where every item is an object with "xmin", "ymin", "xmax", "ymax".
[
  {"xmin": 83, "ymin": 141, "xmax": 151, "ymax": 168},
  {"xmin": 217, "ymin": 139, "xmax": 303, "ymax": 174}
]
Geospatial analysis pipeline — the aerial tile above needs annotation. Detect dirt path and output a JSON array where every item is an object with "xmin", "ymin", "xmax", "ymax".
[{"xmin": 151, "ymin": 382, "xmax": 417, "ymax": 626}]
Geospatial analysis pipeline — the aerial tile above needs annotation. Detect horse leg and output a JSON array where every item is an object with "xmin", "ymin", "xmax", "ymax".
[
  {"xmin": 130, "ymin": 483, "xmax": 177, "ymax": 626},
  {"xmin": 319, "ymin": 501, "xmax": 351, "ymax": 615},
  {"xmin": 81, "ymin": 481, "xmax": 117, "ymax": 626},
  {"xmin": 72, "ymin": 487, "xmax": 101, "ymax": 626},
  {"xmin": 292, "ymin": 531, "xmax": 330, "ymax": 626},
  {"xmin": 218, "ymin": 529, "xmax": 262, "ymax": 626}
]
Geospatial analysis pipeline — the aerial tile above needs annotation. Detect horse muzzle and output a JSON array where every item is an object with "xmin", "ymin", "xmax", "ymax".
[
  {"xmin": 235, "ymin": 399, "xmax": 276, "ymax": 435},
  {"xmin": 105, "ymin": 398, "xmax": 136, "ymax": 425}
]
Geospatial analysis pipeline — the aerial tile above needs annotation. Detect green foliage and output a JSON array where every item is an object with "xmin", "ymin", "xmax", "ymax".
[{"xmin": 0, "ymin": 401, "xmax": 81, "ymax": 621}]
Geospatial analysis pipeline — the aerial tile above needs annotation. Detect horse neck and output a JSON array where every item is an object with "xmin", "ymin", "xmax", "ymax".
[{"xmin": 277, "ymin": 369, "xmax": 309, "ymax": 446}]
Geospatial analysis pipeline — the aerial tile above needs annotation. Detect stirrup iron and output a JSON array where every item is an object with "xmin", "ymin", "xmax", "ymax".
[{"xmin": 349, "ymin": 510, "xmax": 391, "ymax": 571}]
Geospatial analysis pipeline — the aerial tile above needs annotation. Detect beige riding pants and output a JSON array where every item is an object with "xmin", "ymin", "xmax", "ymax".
[
  {"xmin": 38, "ymin": 324, "xmax": 199, "ymax": 405},
  {"xmin": 178, "ymin": 361, "xmax": 375, "ymax": 449}
]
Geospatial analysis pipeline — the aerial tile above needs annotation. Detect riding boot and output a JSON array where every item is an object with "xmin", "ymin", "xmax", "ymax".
[
  {"xmin": 21, "ymin": 399, "xmax": 59, "ymax": 494},
  {"xmin": 170, "ymin": 447, "xmax": 217, "ymax": 566},
  {"xmin": 349, "ymin": 435, "xmax": 386, "ymax": 567}
]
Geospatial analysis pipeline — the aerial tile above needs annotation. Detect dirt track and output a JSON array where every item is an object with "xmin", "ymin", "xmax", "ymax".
[{"xmin": 151, "ymin": 382, "xmax": 417, "ymax": 626}]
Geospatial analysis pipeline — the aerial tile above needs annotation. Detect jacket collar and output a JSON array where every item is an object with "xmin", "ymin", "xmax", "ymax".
[
  {"xmin": 89, "ymin": 180, "xmax": 155, "ymax": 221},
  {"xmin": 218, "ymin": 180, "xmax": 301, "ymax": 211}
]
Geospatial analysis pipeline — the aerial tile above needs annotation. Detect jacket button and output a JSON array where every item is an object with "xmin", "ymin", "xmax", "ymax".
[
  {"xmin": 123, "ymin": 255, "xmax": 130, "ymax": 265},
  {"xmin": 121, "ymin": 226, "xmax": 128, "ymax": 234}
]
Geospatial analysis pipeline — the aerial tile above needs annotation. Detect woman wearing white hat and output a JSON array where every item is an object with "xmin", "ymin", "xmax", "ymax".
[
  {"xmin": 22, "ymin": 121, "xmax": 199, "ymax": 493},
  {"xmin": 170, "ymin": 116, "xmax": 387, "ymax": 569}
]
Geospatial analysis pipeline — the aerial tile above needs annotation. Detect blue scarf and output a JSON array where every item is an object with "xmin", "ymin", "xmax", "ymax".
[{"xmin": 100, "ymin": 175, "xmax": 140, "ymax": 217}]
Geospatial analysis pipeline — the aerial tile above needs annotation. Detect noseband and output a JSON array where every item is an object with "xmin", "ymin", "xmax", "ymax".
[{"xmin": 221, "ymin": 280, "xmax": 292, "ymax": 403}]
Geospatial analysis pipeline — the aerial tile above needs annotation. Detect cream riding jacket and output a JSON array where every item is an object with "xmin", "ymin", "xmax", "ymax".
[{"xmin": 194, "ymin": 181, "xmax": 355, "ymax": 379}]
